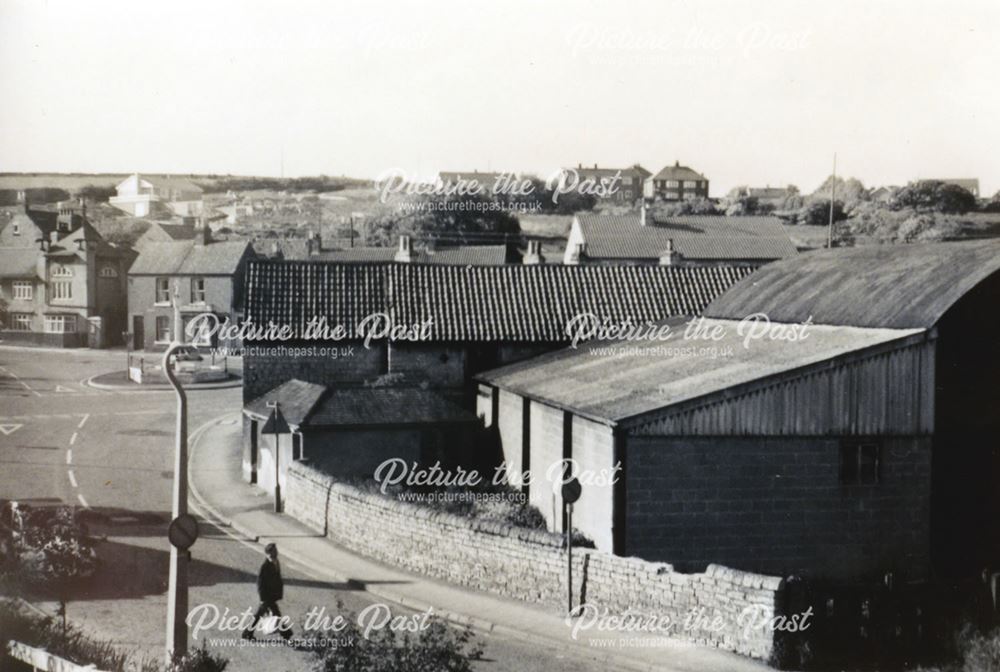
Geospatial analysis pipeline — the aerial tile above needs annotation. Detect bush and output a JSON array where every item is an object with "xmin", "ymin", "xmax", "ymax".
[
  {"xmin": 891, "ymin": 181, "xmax": 977, "ymax": 214},
  {"xmin": 167, "ymin": 644, "xmax": 229, "ymax": 672},
  {"xmin": 310, "ymin": 609, "xmax": 482, "ymax": 672}
]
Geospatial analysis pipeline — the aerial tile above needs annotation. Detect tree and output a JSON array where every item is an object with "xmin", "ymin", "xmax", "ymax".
[
  {"xmin": 793, "ymin": 200, "xmax": 847, "ymax": 227},
  {"xmin": 7, "ymin": 505, "xmax": 98, "ymax": 633},
  {"xmin": 653, "ymin": 197, "xmax": 720, "ymax": 217},
  {"xmin": 891, "ymin": 181, "xmax": 977, "ymax": 214},
  {"xmin": 76, "ymin": 185, "xmax": 117, "ymax": 202},
  {"xmin": 811, "ymin": 176, "xmax": 868, "ymax": 211},
  {"xmin": 366, "ymin": 192, "xmax": 521, "ymax": 248}
]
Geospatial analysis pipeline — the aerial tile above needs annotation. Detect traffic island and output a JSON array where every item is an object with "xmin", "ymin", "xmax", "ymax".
[{"xmin": 86, "ymin": 369, "xmax": 242, "ymax": 391}]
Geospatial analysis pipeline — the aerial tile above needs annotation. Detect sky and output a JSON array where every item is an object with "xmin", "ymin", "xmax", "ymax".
[{"xmin": 1, "ymin": 0, "xmax": 998, "ymax": 197}]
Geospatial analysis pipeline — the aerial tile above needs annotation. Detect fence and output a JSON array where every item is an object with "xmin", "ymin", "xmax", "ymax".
[{"xmin": 6, "ymin": 640, "xmax": 107, "ymax": 672}]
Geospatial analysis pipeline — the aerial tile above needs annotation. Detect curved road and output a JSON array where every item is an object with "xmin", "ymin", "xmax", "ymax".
[{"xmin": 0, "ymin": 348, "xmax": 629, "ymax": 671}]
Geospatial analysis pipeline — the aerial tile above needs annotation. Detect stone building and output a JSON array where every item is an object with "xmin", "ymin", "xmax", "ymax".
[
  {"xmin": 0, "ymin": 201, "xmax": 132, "ymax": 347},
  {"xmin": 477, "ymin": 240, "xmax": 1000, "ymax": 583}
]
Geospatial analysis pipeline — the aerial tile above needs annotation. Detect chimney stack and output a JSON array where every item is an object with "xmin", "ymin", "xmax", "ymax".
[
  {"xmin": 523, "ymin": 239, "xmax": 544, "ymax": 265},
  {"xmin": 565, "ymin": 241, "xmax": 585, "ymax": 265},
  {"xmin": 394, "ymin": 235, "xmax": 413, "ymax": 263},
  {"xmin": 195, "ymin": 217, "xmax": 210, "ymax": 246},
  {"xmin": 640, "ymin": 201, "xmax": 648, "ymax": 227},
  {"xmin": 659, "ymin": 239, "xmax": 682, "ymax": 266},
  {"xmin": 306, "ymin": 230, "xmax": 322, "ymax": 256}
]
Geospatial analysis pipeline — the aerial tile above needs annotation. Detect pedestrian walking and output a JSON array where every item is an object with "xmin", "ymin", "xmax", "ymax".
[{"xmin": 242, "ymin": 543, "xmax": 292, "ymax": 641}]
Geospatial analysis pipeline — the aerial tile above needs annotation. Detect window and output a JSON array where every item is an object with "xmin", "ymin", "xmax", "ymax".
[
  {"xmin": 51, "ymin": 281, "xmax": 72, "ymax": 301},
  {"xmin": 191, "ymin": 277, "xmax": 206, "ymax": 303},
  {"xmin": 683, "ymin": 180, "xmax": 697, "ymax": 188},
  {"xmin": 13, "ymin": 281, "xmax": 32, "ymax": 301},
  {"xmin": 44, "ymin": 315, "xmax": 76, "ymax": 333},
  {"xmin": 840, "ymin": 441, "xmax": 881, "ymax": 485},
  {"xmin": 666, "ymin": 180, "xmax": 680, "ymax": 188},
  {"xmin": 10, "ymin": 314, "xmax": 31, "ymax": 331},
  {"xmin": 623, "ymin": 176, "xmax": 633, "ymax": 185},
  {"xmin": 156, "ymin": 277, "xmax": 170, "ymax": 304},
  {"xmin": 625, "ymin": 190, "xmax": 632, "ymax": 199},
  {"xmin": 99, "ymin": 266, "xmax": 118, "ymax": 278},
  {"xmin": 11, "ymin": 222, "xmax": 20, "ymax": 236},
  {"xmin": 155, "ymin": 316, "xmax": 171, "ymax": 343},
  {"xmin": 51, "ymin": 265, "xmax": 73, "ymax": 277}
]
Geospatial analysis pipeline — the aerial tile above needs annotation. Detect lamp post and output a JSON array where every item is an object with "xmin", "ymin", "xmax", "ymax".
[
  {"xmin": 164, "ymin": 287, "xmax": 190, "ymax": 662},
  {"xmin": 266, "ymin": 401, "xmax": 282, "ymax": 513}
]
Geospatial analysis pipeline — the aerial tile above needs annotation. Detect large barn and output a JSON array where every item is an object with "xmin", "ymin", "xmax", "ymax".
[{"xmin": 476, "ymin": 240, "xmax": 1000, "ymax": 583}]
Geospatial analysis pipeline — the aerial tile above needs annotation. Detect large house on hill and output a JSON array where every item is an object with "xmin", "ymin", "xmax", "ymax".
[
  {"xmin": 109, "ymin": 173, "xmax": 205, "ymax": 218},
  {"xmin": 0, "ymin": 200, "xmax": 132, "ymax": 347},
  {"xmin": 644, "ymin": 162, "xmax": 709, "ymax": 201},
  {"xmin": 563, "ymin": 212, "xmax": 798, "ymax": 267}
]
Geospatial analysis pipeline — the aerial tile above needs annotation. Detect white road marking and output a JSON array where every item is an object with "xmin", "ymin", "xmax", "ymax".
[
  {"xmin": 70, "ymin": 432, "xmax": 78, "ymax": 445},
  {"xmin": 77, "ymin": 414, "xmax": 90, "ymax": 428},
  {"xmin": 66, "ymin": 449, "xmax": 72, "ymax": 464},
  {"xmin": 0, "ymin": 366, "xmax": 43, "ymax": 397},
  {"xmin": 0, "ymin": 410, "xmax": 167, "ymax": 421},
  {"xmin": 0, "ymin": 423, "xmax": 22, "ymax": 436},
  {"xmin": 77, "ymin": 493, "xmax": 89, "ymax": 508},
  {"xmin": 68, "ymin": 470, "xmax": 78, "ymax": 488},
  {"xmin": 53, "ymin": 385, "xmax": 76, "ymax": 393}
]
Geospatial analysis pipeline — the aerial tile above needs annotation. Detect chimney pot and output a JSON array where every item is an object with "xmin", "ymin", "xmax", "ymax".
[{"xmin": 394, "ymin": 235, "xmax": 413, "ymax": 263}]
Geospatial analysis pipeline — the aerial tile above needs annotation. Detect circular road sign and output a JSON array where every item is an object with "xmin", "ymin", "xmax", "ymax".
[
  {"xmin": 168, "ymin": 514, "xmax": 199, "ymax": 550},
  {"xmin": 561, "ymin": 478, "xmax": 582, "ymax": 505}
]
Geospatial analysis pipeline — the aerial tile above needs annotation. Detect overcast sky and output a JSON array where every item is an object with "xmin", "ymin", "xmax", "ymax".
[{"xmin": 1, "ymin": 0, "xmax": 997, "ymax": 196}]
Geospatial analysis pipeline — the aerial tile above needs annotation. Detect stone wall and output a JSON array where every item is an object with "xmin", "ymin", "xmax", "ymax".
[{"xmin": 286, "ymin": 461, "xmax": 785, "ymax": 660}]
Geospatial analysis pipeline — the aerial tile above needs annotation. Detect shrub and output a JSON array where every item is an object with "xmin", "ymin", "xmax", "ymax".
[
  {"xmin": 167, "ymin": 644, "xmax": 229, "ymax": 672},
  {"xmin": 309, "ymin": 609, "xmax": 482, "ymax": 672}
]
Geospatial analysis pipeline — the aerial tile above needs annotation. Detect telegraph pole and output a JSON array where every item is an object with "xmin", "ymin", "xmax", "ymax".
[
  {"xmin": 164, "ymin": 286, "xmax": 190, "ymax": 662},
  {"xmin": 827, "ymin": 153, "xmax": 837, "ymax": 249}
]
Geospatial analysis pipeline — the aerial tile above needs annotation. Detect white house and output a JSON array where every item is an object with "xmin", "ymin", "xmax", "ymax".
[{"xmin": 109, "ymin": 173, "xmax": 205, "ymax": 218}]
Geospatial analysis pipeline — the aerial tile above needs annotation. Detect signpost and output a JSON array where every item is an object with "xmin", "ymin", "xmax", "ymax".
[
  {"xmin": 561, "ymin": 477, "xmax": 582, "ymax": 615},
  {"xmin": 263, "ymin": 401, "xmax": 289, "ymax": 513}
]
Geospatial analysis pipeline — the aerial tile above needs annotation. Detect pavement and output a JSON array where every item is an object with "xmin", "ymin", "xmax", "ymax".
[{"xmin": 189, "ymin": 413, "xmax": 771, "ymax": 672}]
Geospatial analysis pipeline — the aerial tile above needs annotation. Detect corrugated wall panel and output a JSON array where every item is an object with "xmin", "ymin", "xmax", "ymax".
[{"xmin": 628, "ymin": 339, "xmax": 935, "ymax": 437}]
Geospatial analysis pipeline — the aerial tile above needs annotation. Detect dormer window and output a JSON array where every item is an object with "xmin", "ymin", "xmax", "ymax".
[
  {"xmin": 51, "ymin": 265, "xmax": 73, "ymax": 277},
  {"xmin": 99, "ymin": 266, "xmax": 119, "ymax": 278}
]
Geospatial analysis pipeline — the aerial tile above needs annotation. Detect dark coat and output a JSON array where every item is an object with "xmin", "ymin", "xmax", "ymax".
[{"xmin": 257, "ymin": 558, "xmax": 283, "ymax": 602}]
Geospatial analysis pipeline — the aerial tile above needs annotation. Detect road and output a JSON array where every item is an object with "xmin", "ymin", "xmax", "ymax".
[{"xmin": 0, "ymin": 348, "xmax": 623, "ymax": 671}]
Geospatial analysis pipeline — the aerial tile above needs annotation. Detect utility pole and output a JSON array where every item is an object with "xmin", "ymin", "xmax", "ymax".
[
  {"xmin": 164, "ymin": 285, "xmax": 190, "ymax": 662},
  {"xmin": 827, "ymin": 153, "xmax": 837, "ymax": 249}
]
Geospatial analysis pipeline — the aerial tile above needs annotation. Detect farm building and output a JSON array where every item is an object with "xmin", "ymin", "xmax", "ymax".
[
  {"xmin": 238, "ymin": 260, "xmax": 755, "ymax": 484},
  {"xmin": 476, "ymin": 240, "xmax": 1000, "ymax": 582}
]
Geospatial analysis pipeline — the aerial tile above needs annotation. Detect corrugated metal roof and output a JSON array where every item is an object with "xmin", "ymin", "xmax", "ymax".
[
  {"xmin": 706, "ymin": 239, "xmax": 1000, "ymax": 329},
  {"xmin": 244, "ymin": 261, "xmax": 754, "ymax": 342},
  {"xmin": 576, "ymin": 214, "xmax": 798, "ymax": 261},
  {"xmin": 129, "ymin": 240, "xmax": 251, "ymax": 275},
  {"xmin": 477, "ymin": 317, "xmax": 925, "ymax": 424}
]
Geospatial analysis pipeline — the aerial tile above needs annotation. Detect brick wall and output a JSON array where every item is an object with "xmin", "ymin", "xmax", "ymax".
[
  {"xmin": 626, "ymin": 436, "xmax": 933, "ymax": 581},
  {"xmin": 286, "ymin": 461, "xmax": 785, "ymax": 660}
]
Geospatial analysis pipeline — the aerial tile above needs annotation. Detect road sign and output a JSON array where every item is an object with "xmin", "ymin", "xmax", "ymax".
[
  {"xmin": 0, "ymin": 424, "xmax": 22, "ymax": 436},
  {"xmin": 561, "ymin": 477, "xmax": 582, "ymax": 505},
  {"xmin": 167, "ymin": 514, "xmax": 199, "ymax": 550}
]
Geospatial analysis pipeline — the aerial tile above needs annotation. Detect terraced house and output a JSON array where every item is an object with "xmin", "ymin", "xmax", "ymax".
[
  {"xmin": 0, "ymin": 200, "xmax": 132, "ymax": 347},
  {"xmin": 127, "ymin": 226, "xmax": 253, "ymax": 351}
]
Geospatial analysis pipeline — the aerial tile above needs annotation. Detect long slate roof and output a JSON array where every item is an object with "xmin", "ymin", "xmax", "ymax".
[
  {"xmin": 477, "ymin": 318, "xmax": 925, "ymax": 425},
  {"xmin": 253, "ymin": 242, "xmax": 511, "ymax": 265},
  {"xmin": 244, "ymin": 261, "xmax": 754, "ymax": 342},
  {"xmin": 244, "ymin": 378, "xmax": 475, "ymax": 427},
  {"xmin": 575, "ymin": 214, "xmax": 798, "ymax": 261},
  {"xmin": 129, "ymin": 240, "xmax": 251, "ymax": 275},
  {"xmin": 706, "ymin": 239, "xmax": 1000, "ymax": 329}
]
